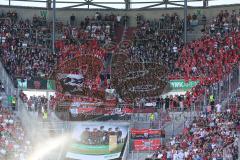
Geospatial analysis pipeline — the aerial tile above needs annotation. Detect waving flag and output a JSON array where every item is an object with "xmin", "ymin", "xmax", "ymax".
[
  {"xmin": 58, "ymin": 74, "xmax": 85, "ymax": 94},
  {"xmin": 59, "ymin": 74, "xmax": 84, "ymax": 87}
]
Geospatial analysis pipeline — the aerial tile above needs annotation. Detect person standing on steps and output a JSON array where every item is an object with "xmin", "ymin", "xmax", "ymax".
[{"xmin": 150, "ymin": 112, "xmax": 155, "ymax": 128}]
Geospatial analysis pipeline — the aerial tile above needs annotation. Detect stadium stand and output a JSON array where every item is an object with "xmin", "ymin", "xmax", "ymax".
[
  {"xmin": 0, "ymin": 3, "xmax": 239, "ymax": 160},
  {"xmin": 147, "ymin": 98, "xmax": 239, "ymax": 159},
  {"xmin": 0, "ymin": 9, "xmax": 238, "ymax": 112},
  {"xmin": 130, "ymin": 13, "xmax": 183, "ymax": 73},
  {"xmin": 0, "ymin": 12, "xmax": 55, "ymax": 80},
  {"xmin": 0, "ymin": 81, "xmax": 31, "ymax": 160}
]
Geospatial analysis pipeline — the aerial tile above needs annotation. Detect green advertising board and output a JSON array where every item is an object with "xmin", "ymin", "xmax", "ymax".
[
  {"xmin": 170, "ymin": 79, "xmax": 199, "ymax": 91},
  {"xmin": 17, "ymin": 79, "xmax": 27, "ymax": 89},
  {"xmin": 7, "ymin": 96, "xmax": 13, "ymax": 104},
  {"xmin": 17, "ymin": 78, "xmax": 56, "ymax": 90},
  {"xmin": 47, "ymin": 80, "xmax": 56, "ymax": 90},
  {"xmin": 27, "ymin": 79, "xmax": 47, "ymax": 89},
  {"xmin": 40, "ymin": 10, "xmax": 48, "ymax": 19}
]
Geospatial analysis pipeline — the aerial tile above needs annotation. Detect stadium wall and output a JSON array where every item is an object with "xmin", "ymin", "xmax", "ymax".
[{"xmin": 1, "ymin": 4, "xmax": 240, "ymax": 26}]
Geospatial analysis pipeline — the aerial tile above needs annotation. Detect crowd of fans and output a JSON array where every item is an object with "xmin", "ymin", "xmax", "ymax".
[
  {"xmin": 0, "ymin": 8, "xmax": 239, "ymax": 160},
  {"xmin": 173, "ymin": 34, "xmax": 239, "ymax": 82},
  {"xmin": 0, "ymin": 10, "xmax": 122, "ymax": 82},
  {"xmin": 159, "ymin": 10, "xmax": 240, "ymax": 112},
  {"xmin": 207, "ymin": 9, "xmax": 240, "ymax": 36},
  {"xmin": 0, "ymin": 9, "xmax": 238, "ymax": 103},
  {"xmin": 129, "ymin": 13, "xmax": 184, "ymax": 73},
  {"xmin": 56, "ymin": 12, "xmax": 123, "ymax": 50},
  {"xmin": 0, "ymin": 108, "xmax": 32, "ymax": 160},
  {"xmin": 19, "ymin": 90, "xmax": 57, "ymax": 119},
  {"xmin": 0, "ymin": 11, "xmax": 56, "ymax": 80},
  {"xmin": 149, "ymin": 96, "xmax": 239, "ymax": 160},
  {"xmin": 0, "ymin": 89, "xmax": 31, "ymax": 160},
  {"xmin": 111, "ymin": 52, "xmax": 168, "ymax": 100}
]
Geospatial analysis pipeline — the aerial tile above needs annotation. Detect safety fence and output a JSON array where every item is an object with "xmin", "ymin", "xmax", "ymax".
[
  {"xmin": 223, "ymin": 137, "xmax": 240, "ymax": 160},
  {"xmin": 128, "ymin": 63, "xmax": 240, "ymax": 160},
  {"xmin": 0, "ymin": 57, "xmax": 16, "ymax": 97},
  {"xmin": 194, "ymin": 63, "xmax": 240, "ymax": 112}
]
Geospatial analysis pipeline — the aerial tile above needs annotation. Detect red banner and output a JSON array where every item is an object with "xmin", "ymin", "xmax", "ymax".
[
  {"xmin": 133, "ymin": 139, "xmax": 161, "ymax": 151},
  {"xmin": 131, "ymin": 128, "xmax": 164, "ymax": 139},
  {"xmin": 71, "ymin": 106, "xmax": 117, "ymax": 115},
  {"xmin": 77, "ymin": 107, "xmax": 95, "ymax": 113}
]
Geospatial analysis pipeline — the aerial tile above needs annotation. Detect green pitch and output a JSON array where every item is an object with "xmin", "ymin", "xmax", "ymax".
[{"xmin": 69, "ymin": 143, "xmax": 124, "ymax": 155}]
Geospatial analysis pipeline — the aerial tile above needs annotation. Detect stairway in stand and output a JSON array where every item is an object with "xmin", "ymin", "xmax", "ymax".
[
  {"xmin": 115, "ymin": 26, "xmax": 124, "ymax": 43},
  {"xmin": 124, "ymin": 27, "xmax": 135, "ymax": 41}
]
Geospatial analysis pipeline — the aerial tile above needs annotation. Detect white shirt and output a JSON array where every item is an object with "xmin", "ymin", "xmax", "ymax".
[
  {"xmin": 0, "ymin": 149, "xmax": 6, "ymax": 155},
  {"xmin": 200, "ymin": 130, "xmax": 205, "ymax": 138},
  {"xmin": 178, "ymin": 151, "xmax": 185, "ymax": 160},
  {"xmin": 192, "ymin": 66, "xmax": 197, "ymax": 72},
  {"xmin": 170, "ymin": 139, "xmax": 176, "ymax": 146},
  {"xmin": 216, "ymin": 104, "xmax": 222, "ymax": 113},
  {"xmin": 173, "ymin": 46, "xmax": 178, "ymax": 53},
  {"xmin": 157, "ymin": 153, "xmax": 163, "ymax": 158},
  {"xmin": 95, "ymin": 13, "xmax": 99, "ymax": 19},
  {"xmin": 92, "ymin": 25, "xmax": 97, "ymax": 33},
  {"xmin": 106, "ymin": 25, "xmax": 110, "ymax": 33},
  {"xmin": 8, "ymin": 119, "xmax": 14, "ymax": 124},
  {"xmin": 167, "ymin": 151, "xmax": 172, "ymax": 158},
  {"xmin": 173, "ymin": 153, "xmax": 178, "ymax": 160},
  {"xmin": 224, "ymin": 23, "xmax": 229, "ymax": 30},
  {"xmin": 184, "ymin": 151, "xmax": 189, "ymax": 158},
  {"xmin": 211, "ymin": 24, "xmax": 215, "ymax": 30},
  {"xmin": 117, "ymin": 15, "xmax": 121, "ymax": 22}
]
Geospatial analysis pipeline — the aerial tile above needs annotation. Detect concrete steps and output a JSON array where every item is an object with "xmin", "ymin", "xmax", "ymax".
[{"xmin": 187, "ymin": 25, "xmax": 204, "ymax": 42}]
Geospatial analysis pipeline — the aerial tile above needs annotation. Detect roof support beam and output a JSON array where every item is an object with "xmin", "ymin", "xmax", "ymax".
[
  {"xmin": 203, "ymin": 0, "xmax": 208, "ymax": 7},
  {"xmin": 47, "ymin": 0, "xmax": 51, "ymax": 9},
  {"xmin": 90, "ymin": 2, "xmax": 115, "ymax": 9},
  {"xmin": 61, "ymin": 2, "xmax": 87, "ymax": 9},
  {"xmin": 125, "ymin": 0, "xmax": 130, "ymax": 10},
  {"xmin": 62, "ymin": 0, "xmax": 115, "ymax": 9},
  {"xmin": 168, "ymin": 2, "xmax": 184, "ymax": 7},
  {"xmin": 138, "ymin": 2, "xmax": 165, "ymax": 9}
]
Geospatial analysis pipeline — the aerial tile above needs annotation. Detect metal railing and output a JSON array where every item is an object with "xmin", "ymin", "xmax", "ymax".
[
  {"xmin": 127, "ymin": 62, "xmax": 240, "ymax": 159},
  {"xmin": 0, "ymin": 59, "xmax": 15, "ymax": 97},
  {"xmin": 193, "ymin": 63, "xmax": 240, "ymax": 112},
  {"xmin": 223, "ymin": 136, "xmax": 240, "ymax": 159}
]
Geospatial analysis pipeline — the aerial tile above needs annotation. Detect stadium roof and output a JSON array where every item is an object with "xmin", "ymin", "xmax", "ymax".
[{"xmin": 0, "ymin": 0, "xmax": 239, "ymax": 9}]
